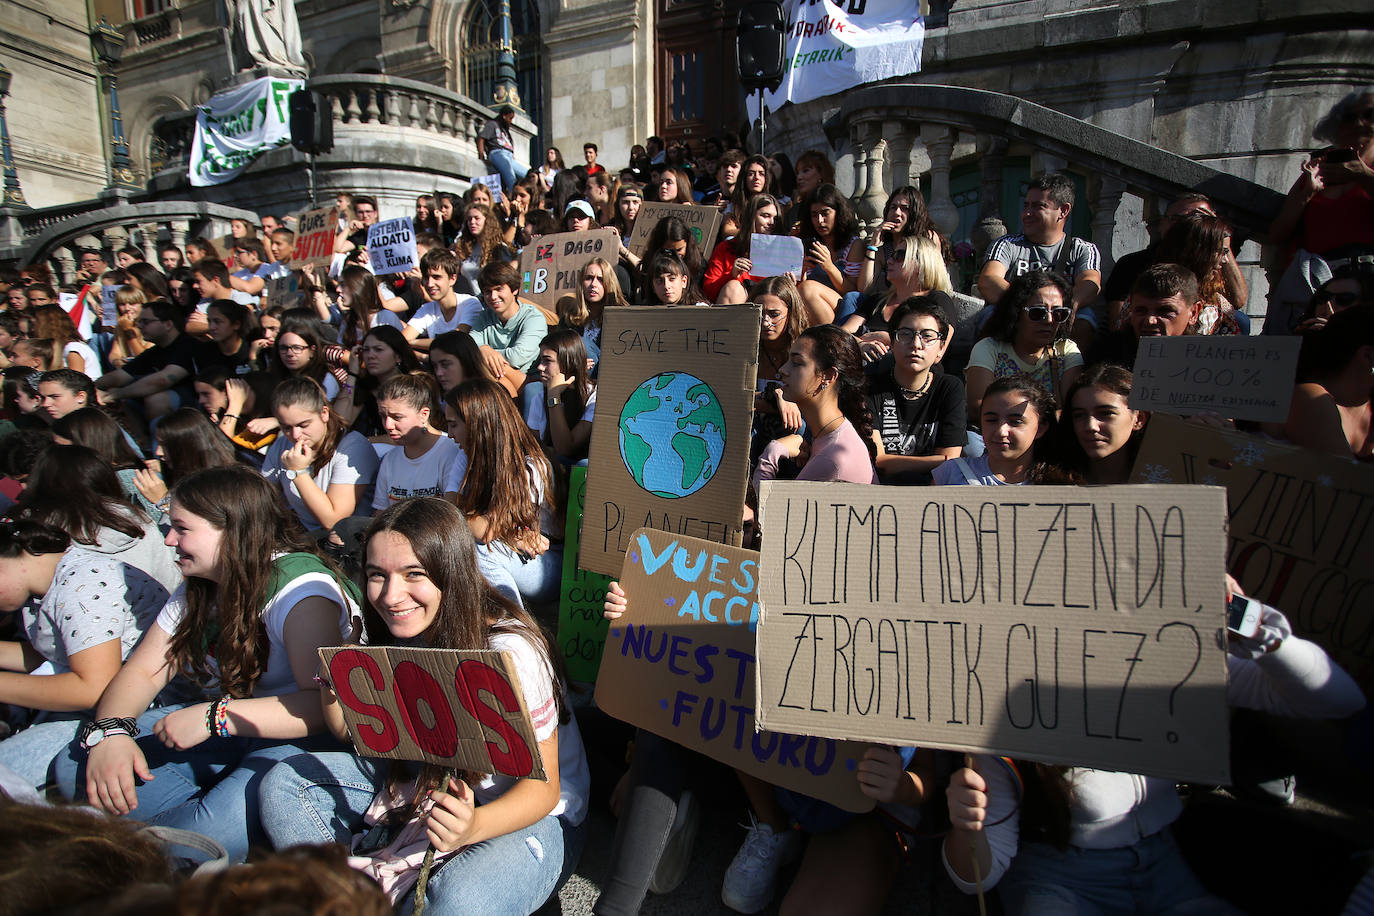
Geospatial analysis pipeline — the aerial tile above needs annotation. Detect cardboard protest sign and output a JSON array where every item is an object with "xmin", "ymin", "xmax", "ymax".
[
  {"xmin": 627, "ymin": 202, "xmax": 724, "ymax": 264},
  {"xmin": 1129, "ymin": 336, "xmax": 1301, "ymax": 423},
  {"xmin": 265, "ymin": 274, "xmax": 299, "ymax": 308},
  {"xmin": 519, "ymin": 229, "xmax": 619, "ymax": 312},
  {"xmin": 557, "ymin": 467, "xmax": 615, "ymax": 682},
  {"xmin": 749, "ymin": 234, "xmax": 805, "ymax": 278},
  {"xmin": 597, "ymin": 528, "xmax": 874, "ymax": 811},
  {"xmin": 1132, "ymin": 414, "xmax": 1374, "ymax": 690},
  {"xmin": 291, "ymin": 205, "xmax": 340, "ymax": 269},
  {"xmin": 580, "ymin": 305, "xmax": 760, "ymax": 577},
  {"xmin": 319, "ymin": 645, "xmax": 547, "ymax": 780},
  {"xmin": 366, "ymin": 217, "xmax": 418, "ymax": 275},
  {"xmin": 754, "ymin": 482, "xmax": 1232, "ymax": 784},
  {"xmin": 475, "ymin": 173, "xmax": 504, "ymax": 199}
]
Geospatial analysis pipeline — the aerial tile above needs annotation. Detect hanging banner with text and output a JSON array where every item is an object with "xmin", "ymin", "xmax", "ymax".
[
  {"xmin": 520, "ymin": 229, "xmax": 620, "ymax": 312},
  {"xmin": 763, "ymin": 0, "xmax": 923, "ymax": 109},
  {"xmin": 597, "ymin": 528, "xmax": 874, "ymax": 811},
  {"xmin": 627, "ymin": 202, "xmax": 724, "ymax": 267},
  {"xmin": 1132, "ymin": 414, "xmax": 1374, "ymax": 691},
  {"xmin": 189, "ymin": 76, "xmax": 303, "ymax": 187},
  {"xmin": 580, "ymin": 305, "xmax": 760, "ymax": 577},
  {"xmin": 754, "ymin": 483, "xmax": 1232, "ymax": 784},
  {"xmin": 319, "ymin": 646, "xmax": 546, "ymax": 779},
  {"xmin": 558, "ymin": 467, "xmax": 615, "ymax": 683},
  {"xmin": 366, "ymin": 217, "xmax": 419, "ymax": 275},
  {"xmin": 1129, "ymin": 336, "xmax": 1301, "ymax": 423},
  {"xmin": 291, "ymin": 206, "xmax": 341, "ymax": 270}
]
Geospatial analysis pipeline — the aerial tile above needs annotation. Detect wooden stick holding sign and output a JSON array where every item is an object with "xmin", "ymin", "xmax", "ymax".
[
  {"xmin": 754, "ymin": 482, "xmax": 1233, "ymax": 784},
  {"xmin": 318, "ymin": 646, "xmax": 546, "ymax": 779}
]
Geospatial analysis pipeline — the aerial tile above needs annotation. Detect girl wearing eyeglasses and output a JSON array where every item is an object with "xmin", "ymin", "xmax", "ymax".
[
  {"xmin": 965, "ymin": 269, "xmax": 1083, "ymax": 428},
  {"xmin": 864, "ymin": 296, "xmax": 966, "ymax": 485}
]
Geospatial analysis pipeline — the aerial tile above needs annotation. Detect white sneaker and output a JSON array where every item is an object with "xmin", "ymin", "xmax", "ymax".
[
  {"xmin": 649, "ymin": 789, "xmax": 700, "ymax": 895},
  {"xmin": 721, "ymin": 814, "xmax": 801, "ymax": 913}
]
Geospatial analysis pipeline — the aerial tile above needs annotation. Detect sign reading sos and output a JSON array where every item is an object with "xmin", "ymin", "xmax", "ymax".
[{"xmin": 321, "ymin": 646, "xmax": 546, "ymax": 780}]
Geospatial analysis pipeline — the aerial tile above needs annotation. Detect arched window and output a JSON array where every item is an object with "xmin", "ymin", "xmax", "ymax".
[{"xmin": 460, "ymin": 0, "xmax": 544, "ymax": 139}]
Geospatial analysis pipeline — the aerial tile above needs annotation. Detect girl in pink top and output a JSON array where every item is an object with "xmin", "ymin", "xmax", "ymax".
[{"xmin": 755, "ymin": 325, "xmax": 877, "ymax": 486}]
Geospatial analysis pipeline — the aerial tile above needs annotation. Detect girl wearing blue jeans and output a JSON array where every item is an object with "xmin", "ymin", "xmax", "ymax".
[
  {"xmin": 55, "ymin": 465, "xmax": 358, "ymax": 861},
  {"xmin": 259, "ymin": 498, "xmax": 589, "ymax": 913}
]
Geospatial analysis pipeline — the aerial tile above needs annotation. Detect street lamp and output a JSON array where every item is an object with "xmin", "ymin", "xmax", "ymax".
[
  {"xmin": 91, "ymin": 19, "xmax": 138, "ymax": 190},
  {"xmin": 0, "ymin": 62, "xmax": 28, "ymax": 208},
  {"xmin": 491, "ymin": 0, "xmax": 521, "ymax": 111}
]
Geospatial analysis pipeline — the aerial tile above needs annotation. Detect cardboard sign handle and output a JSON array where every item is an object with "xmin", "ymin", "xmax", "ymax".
[{"xmin": 411, "ymin": 766, "xmax": 457, "ymax": 916}]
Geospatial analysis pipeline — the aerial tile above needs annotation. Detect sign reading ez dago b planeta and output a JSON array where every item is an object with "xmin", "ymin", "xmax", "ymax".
[{"xmin": 580, "ymin": 306, "xmax": 760, "ymax": 577}]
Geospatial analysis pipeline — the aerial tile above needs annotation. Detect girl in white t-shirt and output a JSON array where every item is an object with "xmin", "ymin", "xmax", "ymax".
[
  {"xmin": 56, "ymin": 466, "xmax": 358, "ymax": 862},
  {"xmin": 264, "ymin": 377, "xmax": 379, "ymax": 534},
  {"xmin": 259, "ymin": 498, "xmax": 589, "ymax": 911}
]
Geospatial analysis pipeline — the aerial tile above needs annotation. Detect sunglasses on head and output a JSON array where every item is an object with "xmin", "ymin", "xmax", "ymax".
[{"xmin": 1024, "ymin": 306, "xmax": 1072, "ymax": 323}]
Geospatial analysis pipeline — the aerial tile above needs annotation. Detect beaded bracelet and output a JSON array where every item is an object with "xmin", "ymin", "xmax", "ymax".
[{"xmin": 204, "ymin": 696, "xmax": 231, "ymax": 737}]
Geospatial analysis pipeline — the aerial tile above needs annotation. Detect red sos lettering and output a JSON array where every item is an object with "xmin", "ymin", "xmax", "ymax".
[
  {"xmin": 453, "ymin": 659, "xmax": 536, "ymax": 777},
  {"xmin": 329, "ymin": 649, "xmax": 400, "ymax": 753},
  {"xmin": 392, "ymin": 661, "xmax": 459, "ymax": 758}
]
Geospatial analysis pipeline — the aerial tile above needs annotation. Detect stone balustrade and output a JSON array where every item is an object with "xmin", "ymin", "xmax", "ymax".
[
  {"xmin": 825, "ymin": 84, "xmax": 1288, "ymax": 314},
  {"xmin": 9, "ymin": 201, "xmax": 260, "ymax": 282}
]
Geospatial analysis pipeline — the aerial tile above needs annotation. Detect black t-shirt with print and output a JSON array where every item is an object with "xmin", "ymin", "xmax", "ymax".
[{"xmin": 864, "ymin": 363, "xmax": 966, "ymax": 486}]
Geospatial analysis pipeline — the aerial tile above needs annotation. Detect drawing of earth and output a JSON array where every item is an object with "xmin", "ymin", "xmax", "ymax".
[{"xmin": 618, "ymin": 372, "xmax": 726, "ymax": 498}]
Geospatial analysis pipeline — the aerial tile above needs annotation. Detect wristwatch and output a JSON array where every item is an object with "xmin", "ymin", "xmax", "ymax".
[
  {"xmin": 78, "ymin": 716, "xmax": 140, "ymax": 750},
  {"xmin": 547, "ymin": 395, "xmax": 560, "ymax": 408},
  {"xmin": 285, "ymin": 468, "xmax": 309, "ymax": 481}
]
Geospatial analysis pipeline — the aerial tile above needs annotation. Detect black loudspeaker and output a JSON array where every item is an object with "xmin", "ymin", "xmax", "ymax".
[
  {"xmin": 289, "ymin": 89, "xmax": 334, "ymax": 155},
  {"xmin": 737, "ymin": 0, "xmax": 786, "ymax": 90}
]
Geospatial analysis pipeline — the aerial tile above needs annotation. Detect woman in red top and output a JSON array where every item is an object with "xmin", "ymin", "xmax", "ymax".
[{"xmin": 703, "ymin": 194, "xmax": 781, "ymax": 303}]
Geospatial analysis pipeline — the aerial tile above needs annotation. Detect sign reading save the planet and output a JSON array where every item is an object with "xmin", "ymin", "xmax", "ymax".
[{"xmin": 580, "ymin": 305, "xmax": 760, "ymax": 577}]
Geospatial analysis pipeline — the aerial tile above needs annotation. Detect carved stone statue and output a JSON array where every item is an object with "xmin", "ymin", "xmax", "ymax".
[{"xmin": 228, "ymin": 0, "xmax": 307, "ymax": 73}]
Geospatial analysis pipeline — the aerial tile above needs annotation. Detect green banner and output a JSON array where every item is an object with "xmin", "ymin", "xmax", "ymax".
[{"xmin": 558, "ymin": 467, "xmax": 614, "ymax": 683}]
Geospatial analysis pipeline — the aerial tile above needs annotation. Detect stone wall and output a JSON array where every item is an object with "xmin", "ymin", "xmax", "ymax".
[{"xmin": 0, "ymin": 0, "xmax": 107, "ymax": 207}]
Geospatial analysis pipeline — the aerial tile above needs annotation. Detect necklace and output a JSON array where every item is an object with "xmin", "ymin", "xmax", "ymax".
[
  {"xmin": 895, "ymin": 370, "xmax": 932, "ymax": 401},
  {"xmin": 815, "ymin": 414, "xmax": 845, "ymax": 437}
]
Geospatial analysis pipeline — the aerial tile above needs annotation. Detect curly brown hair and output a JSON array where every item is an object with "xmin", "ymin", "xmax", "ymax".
[
  {"xmin": 165, "ymin": 465, "xmax": 334, "ymax": 698},
  {"xmin": 454, "ymin": 203, "xmax": 508, "ymax": 269}
]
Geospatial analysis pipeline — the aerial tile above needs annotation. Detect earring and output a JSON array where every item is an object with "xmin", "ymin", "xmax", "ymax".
[{"xmin": 819, "ymin": 382, "xmax": 828, "ymax": 390}]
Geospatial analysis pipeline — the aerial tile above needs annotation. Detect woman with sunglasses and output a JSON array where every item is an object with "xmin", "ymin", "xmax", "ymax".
[
  {"xmin": 1296, "ymin": 261, "xmax": 1374, "ymax": 333},
  {"xmin": 965, "ymin": 270, "xmax": 1083, "ymax": 427}
]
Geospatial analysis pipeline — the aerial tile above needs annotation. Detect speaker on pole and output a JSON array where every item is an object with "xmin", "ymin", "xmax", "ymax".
[
  {"xmin": 289, "ymin": 89, "xmax": 334, "ymax": 156},
  {"xmin": 737, "ymin": 0, "xmax": 786, "ymax": 91}
]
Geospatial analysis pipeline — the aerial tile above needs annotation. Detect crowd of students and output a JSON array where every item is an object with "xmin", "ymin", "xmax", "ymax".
[{"xmin": 0, "ymin": 88, "xmax": 1370, "ymax": 916}]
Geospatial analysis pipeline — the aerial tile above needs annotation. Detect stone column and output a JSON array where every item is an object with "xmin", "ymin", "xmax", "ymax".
[
  {"xmin": 885, "ymin": 119, "xmax": 916, "ymax": 193},
  {"xmin": 101, "ymin": 225, "xmax": 129, "ymax": 258},
  {"xmin": 1087, "ymin": 175, "xmax": 1126, "ymax": 279},
  {"xmin": 973, "ymin": 133, "xmax": 1009, "ymax": 261},
  {"xmin": 52, "ymin": 246, "xmax": 76, "ymax": 286},
  {"xmin": 856, "ymin": 120, "xmax": 887, "ymax": 225},
  {"xmin": 848, "ymin": 120, "xmax": 869, "ymax": 211},
  {"xmin": 922, "ymin": 125, "xmax": 959, "ymax": 237},
  {"xmin": 169, "ymin": 219, "xmax": 189, "ymax": 254},
  {"xmin": 1029, "ymin": 151, "xmax": 1068, "ymax": 177},
  {"xmin": 139, "ymin": 221, "xmax": 160, "ymax": 262}
]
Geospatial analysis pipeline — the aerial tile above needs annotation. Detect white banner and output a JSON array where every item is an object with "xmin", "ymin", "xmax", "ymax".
[
  {"xmin": 189, "ymin": 77, "xmax": 303, "ymax": 187},
  {"xmin": 763, "ymin": 0, "xmax": 923, "ymax": 109}
]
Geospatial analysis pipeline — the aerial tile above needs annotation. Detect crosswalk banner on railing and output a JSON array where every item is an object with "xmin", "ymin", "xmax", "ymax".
[
  {"xmin": 763, "ymin": 0, "xmax": 923, "ymax": 109},
  {"xmin": 189, "ymin": 76, "xmax": 304, "ymax": 187}
]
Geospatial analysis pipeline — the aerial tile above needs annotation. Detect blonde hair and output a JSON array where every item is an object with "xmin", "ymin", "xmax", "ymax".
[
  {"xmin": 559, "ymin": 256, "xmax": 627, "ymax": 328},
  {"xmin": 873, "ymin": 236, "xmax": 951, "ymax": 304},
  {"xmin": 114, "ymin": 285, "xmax": 146, "ymax": 308}
]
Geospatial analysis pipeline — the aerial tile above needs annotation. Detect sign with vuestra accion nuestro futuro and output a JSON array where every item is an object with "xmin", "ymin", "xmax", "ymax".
[
  {"xmin": 580, "ymin": 306, "xmax": 760, "ymax": 577},
  {"xmin": 754, "ymin": 482, "xmax": 1233, "ymax": 785},
  {"xmin": 597, "ymin": 528, "xmax": 874, "ymax": 811}
]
